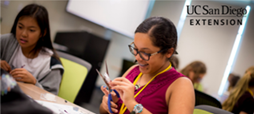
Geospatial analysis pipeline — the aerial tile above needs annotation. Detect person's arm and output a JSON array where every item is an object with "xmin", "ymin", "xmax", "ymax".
[
  {"xmin": 123, "ymin": 100, "xmax": 152, "ymax": 114},
  {"xmin": 99, "ymin": 103, "xmax": 109, "ymax": 114},
  {"xmin": 239, "ymin": 111, "xmax": 248, "ymax": 114},
  {"xmin": 0, "ymin": 60, "xmax": 12, "ymax": 72},
  {"xmin": 110, "ymin": 64, "xmax": 155, "ymax": 114},
  {"xmin": 100, "ymin": 86, "xmax": 119, "ymax": 114},
  {"xmin": 0, "ymin": 33, "xmax": 19, "ymax": 62},
  {"xmin": 37, "ymin": 69, "xmax": 62, "ymax": 95},
  {"xmin": 0, "ymin": 34, "xmax": 9, "ymax": 58},
  {"xmin": 167, "ymin": 77, "xmax": 195, "ymax": 114},
  {"xmin": 111, "ymin": 77, "xmax": 153, "ymax": 114},
  {"xmin": 99, "ymin": 64, "xmax": 138, "ymax": 114}
]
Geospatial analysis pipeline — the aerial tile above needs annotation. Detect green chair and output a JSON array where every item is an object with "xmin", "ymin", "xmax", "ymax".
[
  {"xmin": 57, "ymin": 51, "xmax": 92, "ymax": 103},
  {"xmin": 194, "ymin": 105, "xmax": 233, "ymax": 114},
  {"xmin": 193, "ymin": 109, "xmax": 213, "ymax": 114}
]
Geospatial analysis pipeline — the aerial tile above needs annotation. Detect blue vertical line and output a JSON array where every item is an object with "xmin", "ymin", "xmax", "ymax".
[
  {"xmin": 218, "ymin": 5, "xmax": 251, "ymax": 96},
  {"xmin": 177, "ymin": 0, "xmax": 192, "ymax": 41},
  {"xmin": 145, "ymin": 0, "xmax": 155, "ymax": 19}
]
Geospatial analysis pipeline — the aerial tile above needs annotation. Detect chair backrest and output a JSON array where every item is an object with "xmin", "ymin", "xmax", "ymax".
[
  {"xmin": 195, "ymin": 89, "xmax": 222, "ymax": 108},
  {"xmin": 195, "ymin": 105, "xmax": 233, "ymax": 114},
  {"xmin": 193, "ymin": 109, "xmax": 213, "ymax": 114},
  {"xmin": 56, "ymin": 51, "xmax": 92, "ymax": 103},
  {"xmin": 56, "ymin": 51, "xmax": 92, "ymax": 72}
]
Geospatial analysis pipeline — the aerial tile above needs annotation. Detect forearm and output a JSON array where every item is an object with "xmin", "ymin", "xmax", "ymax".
[
  {"xmin": 31, "ymin": 75, "xmax": 37, "ymax": 85},
  {"xmin": 99, "ymin": 104, "xmax": 109, "ymax": 114},
  {"xmin": 125, "ymin": 100, "xmax": 152, "ymax": 114}
]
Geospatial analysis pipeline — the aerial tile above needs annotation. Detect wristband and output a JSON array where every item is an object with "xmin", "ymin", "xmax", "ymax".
[{"xmin": 130, "ymin": 104, "xmax": 143, "ymax": 114}]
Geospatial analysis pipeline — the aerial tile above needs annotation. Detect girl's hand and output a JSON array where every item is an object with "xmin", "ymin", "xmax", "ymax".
[
  {"xmin": 10, "ymin": 68, "xmax": 36, "ymax": 84},
  {"xmin": 110, "ymin": 77, "xmax": 135, "ymax": 105},
  {"xmin": 0, "ymin": 60, "xmax": 11, "ymax": 72},
  {"xmin": 100, "ymin": 86, "xmax": 119, "ymax": 113}
]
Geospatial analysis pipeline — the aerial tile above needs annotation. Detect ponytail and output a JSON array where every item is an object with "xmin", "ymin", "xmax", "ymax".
[{"xmin": 222, "ymin": 66, "xmax": 254, "ymax": 111}]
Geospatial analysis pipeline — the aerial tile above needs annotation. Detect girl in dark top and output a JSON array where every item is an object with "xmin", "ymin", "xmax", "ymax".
[{"xmin": 222, "ymin": 66, "xmax": 254, "ymax": 114}]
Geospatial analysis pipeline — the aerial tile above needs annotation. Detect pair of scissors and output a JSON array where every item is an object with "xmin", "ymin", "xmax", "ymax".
[{"xmin": 96, "ymin": 62, "xmax": 120, "ymax": 113}]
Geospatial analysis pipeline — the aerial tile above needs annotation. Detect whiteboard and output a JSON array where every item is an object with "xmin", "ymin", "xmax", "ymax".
[{"xmin": 66, "ymin": 0, "xmax": 150, "ymax": 38}]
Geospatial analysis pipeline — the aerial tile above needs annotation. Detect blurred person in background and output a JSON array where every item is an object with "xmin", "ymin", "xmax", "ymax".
[
  {"xmin": 180, "ymin": 61, "xmax": 207, "ymax": 92},
  {"xmin": 227, "ymin": 73, "xmax": 240, "ymax": 92},
  {"xmin": 222, "ymin": 66, "xmax": 254, "ymax": 114},
  {"xmin": 220, "ymin": 73, "xmax": 241, "ymax": 103}
]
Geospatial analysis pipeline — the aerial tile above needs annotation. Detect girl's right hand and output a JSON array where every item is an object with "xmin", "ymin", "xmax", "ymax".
[
  {"xmin": 100, "ymin": 86, "xmax": 119, "ymax": 113},
  {"xmin": 0, "ymin": 60, "xmax": 11, "ymax": 72}
]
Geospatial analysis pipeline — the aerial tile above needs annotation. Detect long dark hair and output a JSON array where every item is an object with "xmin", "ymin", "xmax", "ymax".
[
  {"xmin": 10, "ymin": 4, "xmax": 60, "ymax": 62},
  {"xmin": 135, "ymin": 17, "xmax": 178, "ymax": 60}
]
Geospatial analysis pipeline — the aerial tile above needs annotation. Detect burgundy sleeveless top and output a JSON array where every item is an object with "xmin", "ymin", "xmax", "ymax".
[{"xmin": 116, "ymin": 66, "xmax": 185, "ymax": 114}]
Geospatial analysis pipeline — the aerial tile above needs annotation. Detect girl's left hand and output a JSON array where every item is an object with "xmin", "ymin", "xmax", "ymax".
[
  {"xmin": 10, "ymin": 68, "xmax": 36, "ymax": 85},
  {"xmin": 110, "ymin": 77, "xmax": 135, "ymax": 105}
]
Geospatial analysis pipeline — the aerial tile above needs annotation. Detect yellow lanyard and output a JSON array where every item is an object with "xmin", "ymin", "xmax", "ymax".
[
  {"xmin": 119, "ymin": 64, "xmax": 172, "ymax": 114},
  {"xmin": 248, "ymin": 89, "xmax": 254, "ymax": 97}
]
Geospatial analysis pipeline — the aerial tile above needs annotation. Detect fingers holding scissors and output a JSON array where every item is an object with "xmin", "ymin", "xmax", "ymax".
[
  {"xmin": 110, "ymin": 77, "xmax": 135, "ymax": 104},
  {"xmin": 101, "ymin": 86, "xmax": 110, "ymax": 96},
  {"xmin": 101, "ymin": 94, "xmax": 118, "ymax": 113},
  {"xmin": 101, "ymin": 86, "xmax": 119, "ymax": 102}
]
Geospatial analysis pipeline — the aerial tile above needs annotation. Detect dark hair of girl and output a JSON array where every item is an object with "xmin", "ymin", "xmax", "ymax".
[{"xmin": 10, "ymin": 4, "xmax": 60, "ymax": 62}]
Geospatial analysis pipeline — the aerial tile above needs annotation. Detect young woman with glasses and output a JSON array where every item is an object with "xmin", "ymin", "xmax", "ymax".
[{"xmin": 100, "ymin": 17, "xmax": 194, "ymax": 114}]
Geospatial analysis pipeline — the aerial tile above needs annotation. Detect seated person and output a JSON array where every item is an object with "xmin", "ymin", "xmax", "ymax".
[
  {"xmin": 0, "ymin": 4, "xmax": 63, "ymax": 95},
  {"xmin": 220, "ymin": 73, "xmax": 240, "ymax": 103},
  {"xmin": 227, "ymin": 73, "xmax": 240, "ymax": 92},
  {"xmin": 100, "ymin": 17, "xmax": 194, "ymax": 114},
  {"xmin": 180, "ymin": 61, "xmax": 207, "ymax": 92},
  {"xmin": 222, "ymin": 66, "xmax": 254, "ymax": 114}
]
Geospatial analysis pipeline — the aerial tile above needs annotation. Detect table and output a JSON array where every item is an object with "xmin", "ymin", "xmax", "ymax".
[{"xmin": 17, "ymin": 82, "xmax": 95, "ymax": 114}]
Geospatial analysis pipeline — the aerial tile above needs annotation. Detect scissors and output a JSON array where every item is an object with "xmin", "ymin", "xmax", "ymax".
[{"xmin": 96, "ymin": 62, "xmax": 120, "ymax": 113}]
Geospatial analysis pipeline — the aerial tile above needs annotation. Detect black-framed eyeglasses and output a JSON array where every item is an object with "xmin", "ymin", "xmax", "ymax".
[{"xmin": 128, "ymin": 42, "xmax": 165, "ymax": 61}]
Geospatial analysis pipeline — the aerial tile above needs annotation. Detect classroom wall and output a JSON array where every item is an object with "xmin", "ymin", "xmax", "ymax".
[
  {"xmin": 150, "ymin": 0, "xmax": 254, "ymax": 96},
  {"xmin": 1, "ymin": 0, "xmax": 253, "ymax": 97},
  {"xmin": 232, "ymin": 3, "xmax": 254, "ymax": 76}
]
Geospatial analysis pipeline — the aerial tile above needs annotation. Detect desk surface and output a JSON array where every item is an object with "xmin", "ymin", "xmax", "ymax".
[{"xmin": 17, "ymin": 82, "xmax": 95, "ymax": 114}]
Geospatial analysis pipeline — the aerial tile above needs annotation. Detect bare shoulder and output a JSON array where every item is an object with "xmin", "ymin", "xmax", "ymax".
[
  {"xmin": 171, "ymin": 77, "xmax": 193, "ymax": 87},
  {"xmin": 122, "ymin": 64, "xmax": 138, "ymax": 78},
  {"xmin": 166, "ymin": 77, "xmax": 195, "ymax": 114},
  {"xmin": 168, "ymin": 77, "xmax": 194, "ymax": 94}
]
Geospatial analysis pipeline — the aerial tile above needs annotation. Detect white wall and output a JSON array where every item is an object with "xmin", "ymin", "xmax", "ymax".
[
  {"xmin": 150, "ymin": 0, "xmax": 254, "ymax": 96},
  {"xmin": 232, "ymin": 3, "xmax": 254, "ymax": 76},
  {"xmin": 1, "ymin": 0, "xmax": 253, "ymax": 96}
]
